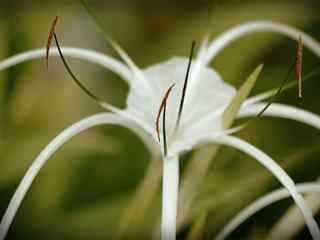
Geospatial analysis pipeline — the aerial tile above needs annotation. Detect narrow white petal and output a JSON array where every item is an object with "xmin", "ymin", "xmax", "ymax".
[
  {"xmin": 204, "ymin": 20, "xmax": 320, "ymax": 65},
  {"xmin": 210, "ymin": 136, "xmax": 320, "ymax": 240},
  {"xmin": 268, "ymin": 188, "xmax": 320, "ymax": 240},
  {"xmin": 0, "ymin": 113, "xmax": 153, "ymax": 240},
  {"xmin": 215, "ymin": 182, "xmax": 320, "ymax": 240},
  {"xmin": 238, "ymin": 102, "xmax": 320, "ymax": 130},
  {"xmin": 0, "ymin": 47, "xmax": 159, "ymax": 138},
  {"xmin": 161, "ymin": 155, "xmax": 179, "ymax": 240},
  {"xmin": 0, "ymin": 47, "xmax": 132, "ymax": 83},
  {"xmin": 111, "ymin": 43, "xmax": 155, "ymax": 93},
  {"xmin": 244, "ymin": 90, "xmax": 277, "ymax": 105}
]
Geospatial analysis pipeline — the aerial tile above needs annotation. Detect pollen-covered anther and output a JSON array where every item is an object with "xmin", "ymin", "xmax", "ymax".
[
  {"xmin": 156, "ymin": 84, "xmax": 175, "ymax": 142},
  {"xmin": 296, "ymin": 35, "xmax": 304, "ymax": 98},
  {"xmin": 46, "ymin": 16, "xmax": 59, "ymax": 68}
]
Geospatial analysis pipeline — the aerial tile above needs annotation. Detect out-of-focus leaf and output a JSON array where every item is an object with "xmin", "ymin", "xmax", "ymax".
[
  {"xmin": 186, "ymin": 210, "xmax": 208, "ymax": 240},
  {"xmin": 222, "ymin": 64, "xmax": 263, "ymax": 128},
  {"xmin": 3, "ymin": 32, "xmax": 28, "ymax": 107},
  {"xmin": 115, "ymin": 155, "xmax": 161, "ymax": 239}
]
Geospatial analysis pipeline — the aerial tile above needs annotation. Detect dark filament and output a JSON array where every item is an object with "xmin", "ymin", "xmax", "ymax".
[
  {"xmin": 156, "ymin": 84, "xmax": 175, "ymax": 142},
  {"xmin": 244, "ymin": 59, "xmax": 296, "ymax": 127},
  {"xmin": 54, "ymin": 33, "xmax": 108, "ymax": 109},
  {"xmin": 175, "ymin": 41, "xmax": 196, "ymax": 131},
  {"xmin": 257, "ymin": 61, "xmax": 295, "ymax": 117},
  {"xmin": 163, "ymin": 101, "xmax": 168, "ymax": 156}
]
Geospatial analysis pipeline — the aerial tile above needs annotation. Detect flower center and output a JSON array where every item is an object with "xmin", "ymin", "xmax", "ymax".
[{"xmin": 125, "ymin": 52, "xmax": 236, "ymax": 155}]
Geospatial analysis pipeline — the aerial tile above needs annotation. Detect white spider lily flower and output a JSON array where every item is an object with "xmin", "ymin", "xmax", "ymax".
[
  {"xmin": 216, "ymin": 182, "xmax": 320, "ymax": 240},
  {"xmin": 0, "ymin": 20, "xmax": 320, "ymax": 240}
]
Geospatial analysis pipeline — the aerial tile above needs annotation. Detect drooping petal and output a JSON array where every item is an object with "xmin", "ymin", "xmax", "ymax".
[
  {"xmin": 210, "ymin": 136, "xmax": 320, "ymax": 240},
  {"xmin": 267, "ymin": 189, "xmax": 320, "ymax": 240},
  {"xmin": 0, "ymin": 46, "xmax": 158, "ymax": 136},
  {"xmin": 215, "ymin": 182, "xmax": 320, "ymax": 240},
  {"xmin": 161, "ymin": 155, "xmax": 179, "ymax": 240},
  {"xmin": 110, "ymin": 42, "xmax": 154, "ymax": 93},
  {"xmin": 0, "ymin": 113, "xmax": 154, "ymax": 240},
  {"xmin": 204, "ymin": 20, "xmax": 320, "ymax": 65},
  {"xmin": 238, "ymin": 102, "xmax": 320, "ymax": 130},
  {"xmin": 79, "ymin": 0, "xmax": 152, "ymax": 93},
  {"xmin": 0, "ymin": 47, "xmax": 132, "ymax": 83}
]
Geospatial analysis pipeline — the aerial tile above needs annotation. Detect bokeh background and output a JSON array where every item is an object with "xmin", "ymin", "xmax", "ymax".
[{"xmin": 0, "ymin": 0, "xmax": 320, "ymax": 239}]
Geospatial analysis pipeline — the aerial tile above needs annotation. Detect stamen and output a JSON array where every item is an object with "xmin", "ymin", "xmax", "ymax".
[
  {"xmin": 254, "ymin": 61, "xmax": 295, "ymax": 119},
  {"xmin": 175, "ymin": 41, "xmax": 196, "ymax": 131},
  {"xmin": 246, "ymin": 64, "xmax": 320, "ymax": 105},
  {"xmin": 296, "ymin": 35, "xmax": 304, "ymax": 98},
  {"xmin": 163, "ymin": 101, "xmax": 168, "ymax": 156},
  {"xmin": 53, "ymin": 33, "xmax": 110, "ymax": 110},
  {"xmin": 240, "ymin": 58, "xmax": 296, "ymax": 129},
  {"xmin": 46, "ymin": 16, "xmax": 59, "ymax": 68},
  {"xmin": 156, "ymin": 84, "xmax": 175, "ymax": 142}
]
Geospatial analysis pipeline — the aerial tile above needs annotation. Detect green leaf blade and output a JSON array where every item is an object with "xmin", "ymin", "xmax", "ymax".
[{"xmin": 222, "ymin": 64, "xmax": 263, "ymax": 128}]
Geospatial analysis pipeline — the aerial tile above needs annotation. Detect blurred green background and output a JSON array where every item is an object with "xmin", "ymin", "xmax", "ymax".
[{"xmin": 0, "ymin": 0, "xmax": 320, "ymax": 239}]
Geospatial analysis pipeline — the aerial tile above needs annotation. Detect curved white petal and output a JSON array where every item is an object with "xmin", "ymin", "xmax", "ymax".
[
  {"xmin": 0, "ymin": 113, "xmax": 154, "ymax": 240},
  {"xmin": 215, "ymin": 182, "xmax": 320, "ymax": 240},
  {"xmin": 238, "ymin": 102, "xmax": 320, "ymax": 130},
  {"xmin": 268, "ymin": 188, "xmax": 320, "ymax": 240},
  {"xmin": 208, "ymin": 136, "xmax": 320, "ymax": 240},
  {"xmin": 0, "ymin": 47, "xmax": 159, "ymax": 138},
  {"xmin": 111, "ymin": 42, "xmax": 154, "ymax": 93},
  {"xmin": 204, "ymin": 20, "xmax": 320, "ymax": 65},
  {"xmin": 245, "ymin": 90, "xmax": 279, "ymax": 105},
  {"xmin": 161, "ymin": 155, "xmax": 179, "ymax": 240},
  {"xmin": 0, "ymin": 47, "xmax": 132, "ymax": 83}
]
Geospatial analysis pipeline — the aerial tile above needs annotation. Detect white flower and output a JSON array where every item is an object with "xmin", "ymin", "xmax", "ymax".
[{"xmin": 0, "ymin": 20, "xmax": 320, "ymax": 240}]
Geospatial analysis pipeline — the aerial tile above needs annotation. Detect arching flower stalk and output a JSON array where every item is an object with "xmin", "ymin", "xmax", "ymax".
[{"xmin": 0, "ymin": 18, "xmax": 320, "ymax": 240}]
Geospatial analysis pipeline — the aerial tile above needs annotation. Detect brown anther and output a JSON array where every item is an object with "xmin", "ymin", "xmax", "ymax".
[
  {"xmin": 156, "ymin": 84, "xmax": 175, "ymax": 142},
  {"xmin": 46, "ymin": 16, "xmax": 59, "ymax": 68},
  {"xmin": 296, "ymin": 35, "xmax": 303, "ymax": 98}
]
